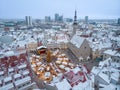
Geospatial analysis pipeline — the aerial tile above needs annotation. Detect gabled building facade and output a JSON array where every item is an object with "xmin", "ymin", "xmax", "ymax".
[{"xmin": 68, "ymin": 35, "xmax": 92, "ymax": 61}]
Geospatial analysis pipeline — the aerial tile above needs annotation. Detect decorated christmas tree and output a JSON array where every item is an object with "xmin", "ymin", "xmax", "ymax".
[{"xmin": 46, "ymin": 50, "xmax": 51, "ymax": 62}]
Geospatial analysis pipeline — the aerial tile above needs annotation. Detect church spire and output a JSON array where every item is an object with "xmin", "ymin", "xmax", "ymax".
[
  {"xmin": 73, "ymin": 10, "xmax": 77, "ymax": 25},
  {"xmin": 72, "ymin": 10, "xmax": 78, "ymax": 36}
]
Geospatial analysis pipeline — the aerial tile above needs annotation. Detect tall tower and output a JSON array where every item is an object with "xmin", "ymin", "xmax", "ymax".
[
  {"xmin": 73, "ymin": 10, "xmax": 77, "ymax": 25},
  {"xmin": 25, "ymin": 16, "xmax": 29, "ymax": 26},
  {"xmin": 55, "ymin": 13, "xmax": 59, "ymax": 22},
  {"xmin": 25, "ymin": 16, "xmax": 32, "ymax": 26},
  {"xmin": 73, "ymin": 10, "xmax": 78, "ymax": 35},
  {"xmin": 85, "ymin": 16, "xmax": 88, "ymax": 24},
  {"xmin": 118, "ymin": 18, "xmax": 120, "ymax": 25},
  {"xmin": 29, "ymin": 16, "xmax": 32, "ymax": 26}
]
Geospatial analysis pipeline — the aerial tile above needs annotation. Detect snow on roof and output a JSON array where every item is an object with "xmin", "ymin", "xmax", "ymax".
[
  {"xmin": 37, "ymin": 33, "xmax": 44, "ymax": 39},
  {"xmin": 99, "ymin": 84, "xmax": 117, "ymax": 90},
  {"xmin": 88, "ymin": 35, "xmax": 112, "ymax": 51},
  {"xmin": 70, "ymin": 35, "xmax": 85, "ymax": 48},
  {"xmin": 72, "ymin": 81, "xmax": 91, "ymax": 90},
  {"xmin": 55, "ymin": 79, "xmax": 71, "ymax": 90},
  {"xmin": 99, "ymin": 57, "xmax": 120, "ymax": 69},
  {"xmin": 0, "ymin": 83, "xmax": 14, "ymax": 90},
  {"xmin": 99, "ymin": 58, "xmax": 112, "ymax": 67},
  {"xmin": 72, "ymin": 67, "xmax": 81, "ymax": 74},
  {"xmin": 92, "ymin": 57, "xmax": 120, "ymax": 88},
  {"xmin": 37, "ymin": 46, "xmax": 47, "ymax": 50},
  {"xmin": 52, "ymin": 76, "xmax": 61, "ymax": 83},
  {"xmin": 111, "ymin": 72, "xmax": 120, "ymax": 81},
  {"xmin": 0, "ymin": 35, "xmax": 13, "ymax": 44},
  {"xmin": 8, "ymin": 68, "xmax": 14, "ymax": 72},
  {"xmin": 44, "ymin": 72, "xmax": 51, "ymax": 77},
  {"xmin": 0, "ymin": 71, "xmax": 4, "ymax": 75},
  {"xmin": 96, "ymin": 42, "xmax": 111, "ymax": 50},
  {"xmin": 18, "ymin": 64, "xmax": 27, "ymax": 69},
  {"xmin": 59, "ymin": 65, "xmax": 65, "ymax": 69},
  {"xmin": 82, "ymin": 65, "xmax": 88, "ymax": 73},
  {"xmin": 29, "ymin": 39, "xmax": 37, "ymax": 43},
  {"xmin": 98, "ymin": 69, "xmax": 110, "ymax": 84},
  {"xmin": 76, "ymin": 31, "xmax": 82, "ymax": 36},
  {"xmin": 115, "ymin": 53, "xmax": 120, "ymax": 57},
  {"xmin": 91, "ymin": 74, "xmax": 95, "ymax": 83},
  {"xmin": 103, "ymin": 49, "xmax": 119, "ymax": 56},
  {"xmin": 111, "ymin": 62, "xmax": 120, "ymax": 68},
  {"xmin": 4, "ymin": 51, "xmax": 14, "ymax": 56},
  {"xmin": 14, "ymin": 74, "xmax": 21, "ymax": 79},
  {"xmin": 57, "ymin": 39, "xmax": 68, "ymax": 43},
  {"xmin": 65, "ymin": 67, "xmax": 71, "ymax": 72},
  {"xmin": 14, "ymin": 76, "xmax": 31, "ymax": 86},
  {"xmin": 91, "ymin": 67, "xmax": 101, "ymax": 75},
  {"xmin": 4, "ymin": 76, "xmax": 12, "ymax": 82},
  {"xmin": 47, "ymin": 39, "xmax": 55, "ymax": 44},
  {"xmin": 16, "ymin": 40, "xmax": 27, "ymax": 47},
  {"xmin": 56, "ymin": 34, "xmax": 69, "ymax": 43}
]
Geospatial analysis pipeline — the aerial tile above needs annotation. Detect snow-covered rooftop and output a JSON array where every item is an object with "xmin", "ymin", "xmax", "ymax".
[
  {"xmin": 70, "ymin": 35, "xmax": 85, "ymax": 48},
  {"xmin": 55, "ymin": 79, "xmax": 71, "ymax": 90},
  {"xmin": 103, "ymin": 49, "xmax": 120, "ymax": 57}
]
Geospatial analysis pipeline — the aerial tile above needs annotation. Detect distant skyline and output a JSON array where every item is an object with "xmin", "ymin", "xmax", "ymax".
[{"xmin": 0, "ymin": 0, "xmax": 120, "ymax": 19}]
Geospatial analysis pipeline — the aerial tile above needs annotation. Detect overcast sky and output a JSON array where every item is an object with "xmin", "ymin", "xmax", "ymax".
[{"xmin": 0, "ymin": 0, "xmax": 120, "ymax": 19}]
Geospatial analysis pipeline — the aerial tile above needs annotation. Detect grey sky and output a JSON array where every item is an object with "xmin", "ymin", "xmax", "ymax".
[{"xmin": 0, "ymin": 0, "xmax": 120, "ymax": 19}]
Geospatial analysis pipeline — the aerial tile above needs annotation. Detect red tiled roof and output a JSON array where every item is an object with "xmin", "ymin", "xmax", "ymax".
[{"xmin": 64, "ymin": 70, "xmax": 87, "ymax": 87}]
